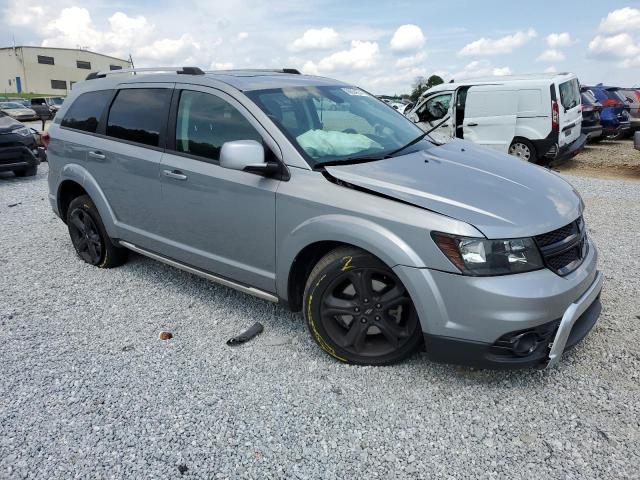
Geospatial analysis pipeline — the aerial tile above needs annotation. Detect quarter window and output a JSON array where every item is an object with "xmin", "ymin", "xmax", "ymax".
[
  {"xmin": 61, "ymin": 90, "xmax": 113, "ymax": 133},
  {"xmin": 37, "ymin": 55, "xmax": 54, "ymax": 65},
  {"xmin": 175, "ymin": 90, "xmax": 262, "ymax": 161},
  {"xmin": 106, "ymin": 88, "xmax": 171, "ymax": 147}
]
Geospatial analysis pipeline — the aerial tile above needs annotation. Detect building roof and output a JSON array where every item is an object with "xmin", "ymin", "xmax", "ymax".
[{"xmin": 0, "ymin": 45, "xmax": 130, "ymax": 63}]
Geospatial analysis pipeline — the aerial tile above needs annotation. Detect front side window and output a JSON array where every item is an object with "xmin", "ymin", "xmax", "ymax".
[
  {"xmin": 246, "ymin": 85, "xmax": 424, "ymax": 166},
  {"xmin": 106, "ymin": 88, "xmax": 171, "ymax": 147},
  {"xmin": 418, "ymin": 93, "xmax": 452, "ymax": 122},
  {"xmin": 175, "ymin": 90, "xmax": 262, "ymax": 161},
  {"xmin": 61, "ymin": 90, "xmax": 112, "ymax": 133}
]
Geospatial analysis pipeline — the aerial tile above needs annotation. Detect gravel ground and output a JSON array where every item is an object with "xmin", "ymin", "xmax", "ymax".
[
  {"xmin": 1, "ymin": 163, "xmax": 639, "ymax": 479},
  {"xmin": 555, "ymin": 137, "xmax": 639, "ymax": 180}
]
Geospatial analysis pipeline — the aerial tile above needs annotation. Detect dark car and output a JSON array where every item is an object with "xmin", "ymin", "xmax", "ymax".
[
  {"xmin": 580, "ymin": 91, "xmax": 603, "ymax": 141},
  {"xmin": 618, "ymin": 88, "xmax": 640, "ymax": 133},
  {"xmin": 582, "ymin": 85, "xmax": 631, "ymax": 141},
  {"xmin": 0, "ymin": 111, "xmax": 43, "ymax": 177}
]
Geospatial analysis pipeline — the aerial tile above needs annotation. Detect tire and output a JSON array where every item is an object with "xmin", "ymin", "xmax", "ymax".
[
  {"xmin": 66, "ymin": 195, "xmax": 128, "ymax": 268},
  {"xmin": 14, "ymin": 166, "xmax": 37, "ymax": 177},
  {"xmin": 303, "ymin": 246, "xmax": 422, "ymax": 365},
  {"xmin": 508, "ymin": 139, "xmax": 537, "ymax": 162}
]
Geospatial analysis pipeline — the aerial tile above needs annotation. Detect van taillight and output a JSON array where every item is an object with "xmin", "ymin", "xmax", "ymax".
[
  {"xmin": 552, "ymin": 100, "xmax": 559, "ymax": 131},
  {"xmin": 41, "ymin": 131, "xmax": 50, "ymax": 149}
]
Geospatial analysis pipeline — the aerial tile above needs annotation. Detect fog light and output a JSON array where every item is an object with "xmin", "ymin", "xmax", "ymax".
[{"xmin": 512, "ymin": 332, "xmax": 539, "ymax": 357}]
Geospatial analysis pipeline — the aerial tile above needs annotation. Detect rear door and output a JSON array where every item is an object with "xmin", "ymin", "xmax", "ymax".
[
  {"xmin": 556, "ymin": 78, "xmax": 582, "ymax": 146},
  {"xmin": 95, "ymin": 83, "xmax": 173, "ymax": 247},
  {"xmin": 462, "ymin": 85, "xmax": 517, "ymax": 153}
]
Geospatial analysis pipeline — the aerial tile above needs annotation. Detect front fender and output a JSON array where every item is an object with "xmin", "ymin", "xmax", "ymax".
[
  {"xmin": 276, "ymin": 214, "xmax": 425, "ymax": 299},
  {"xmin": 59, "ymin": 163, "xmax": 119, "ymax": 238}
]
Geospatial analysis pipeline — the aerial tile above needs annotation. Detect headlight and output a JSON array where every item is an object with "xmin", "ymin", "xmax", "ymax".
[
  {"xmin": 14, "ymin": 127, "xmax": 32, "ymax": 137},
  {"xmin": 432, "ymin": 232, "xmax": 544, "ymax": 276}
]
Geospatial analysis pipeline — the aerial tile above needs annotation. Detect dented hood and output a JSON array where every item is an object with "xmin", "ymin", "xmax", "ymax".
[{"xmin": 325, "ymin": 140, "xmax": 582, "ymax": 239}]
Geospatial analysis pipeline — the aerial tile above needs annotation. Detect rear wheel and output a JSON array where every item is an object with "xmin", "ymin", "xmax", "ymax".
[
  {"xmin": 303, "ymin": 247, "xmax": 422, "ymax": 365},
  {"xmin": 508, "ymin": 139, "xmax": 536, "ymax": 162},
  {"xmin": 67, "ymin": 195, "xmax": 128, "ymax": 268},
  {"xmin": 14, "ymin": 166, "xmax": 37, "ymax": 177}
]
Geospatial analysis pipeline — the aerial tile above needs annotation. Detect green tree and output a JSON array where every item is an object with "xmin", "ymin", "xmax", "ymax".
[{"xmin": 409, "ymin": 74, "xmax": 445, "ymax": 102}]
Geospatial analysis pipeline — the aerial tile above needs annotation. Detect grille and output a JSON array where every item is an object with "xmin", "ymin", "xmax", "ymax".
[{"xmin": 534, "ymin": 216, "xmax": 586, "ymax": 276}]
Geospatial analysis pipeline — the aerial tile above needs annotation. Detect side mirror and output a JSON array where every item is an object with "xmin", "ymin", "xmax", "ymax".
[
  {"xmin": 219, "ymin": 140, "xmax": 279, "ymax": 176},
  {"xmin": 408, "ymin": 112, "xmax": 419, "ymax": 123}
]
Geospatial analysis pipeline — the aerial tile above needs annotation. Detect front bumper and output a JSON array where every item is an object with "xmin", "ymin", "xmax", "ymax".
[
  {"xmin": 582, "ymin": 125, "xmax": 603, "ymax": 140},
  {"xmin": 0, "ymin": 144, "xmax": 41, "ymax": 172},
  {"xmin": 394, "ymin": 238, "xmax": 601, "ymax": 369}
]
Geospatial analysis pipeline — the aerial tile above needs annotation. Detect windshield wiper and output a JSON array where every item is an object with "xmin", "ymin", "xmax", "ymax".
[{"xmin": 316, "ymin": 154, "xmax": 389, "ymax": 168}]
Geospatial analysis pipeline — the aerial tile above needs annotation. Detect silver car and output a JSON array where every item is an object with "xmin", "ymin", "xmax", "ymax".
[
  {"xmin": 46, "ymin": 67, "xmax": 602, "ymax": 368},
  {"xmin": 0, "ymin": 101, "xmax": 38, "ymax": 122}
]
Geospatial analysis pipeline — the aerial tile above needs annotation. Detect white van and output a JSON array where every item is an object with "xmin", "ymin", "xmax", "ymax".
[{"xmin": 407, "ymin": 73, "xmax": 587, "ymax": 163}]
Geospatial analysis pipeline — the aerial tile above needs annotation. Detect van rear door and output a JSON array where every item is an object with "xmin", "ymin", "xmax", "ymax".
[
  {"xmin": 462, "ymin": 85, "xmax": 517, "ymax": 153},
  {"xmin": 556, "ymin": 77, "xmax": 582, "ymax": 147}
]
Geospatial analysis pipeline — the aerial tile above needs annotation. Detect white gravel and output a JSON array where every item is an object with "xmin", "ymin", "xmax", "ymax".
[{"xmin": 1, "ymin": 164, "xmax": 639, "ymax": 479}]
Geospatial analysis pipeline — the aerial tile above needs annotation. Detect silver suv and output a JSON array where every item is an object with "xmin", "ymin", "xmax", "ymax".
[{"xmin": 47, "ymin": 67, "xmax": 602, "ymax": 368}]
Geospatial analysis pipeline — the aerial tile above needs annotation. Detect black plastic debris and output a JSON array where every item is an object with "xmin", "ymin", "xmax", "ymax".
[
  {"xmin": 227, "ymin": 322, "xmax": 264, "ymax": 346},
  {"xmin": 8, "ymin": 202, "xmax": 21, "ymax": 208},
  {"xmin": 177, "ymin": 464, "xmax": 188, "ymax": 475}
]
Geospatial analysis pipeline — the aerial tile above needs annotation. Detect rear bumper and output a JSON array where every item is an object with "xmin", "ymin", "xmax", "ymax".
[
  {"xmin": 553, "ymin": 133, "xmax": 587, "ymax": 163},
  {"xmin": 581, "ymin": 125, "xmax": 603, "ymax": 140}
]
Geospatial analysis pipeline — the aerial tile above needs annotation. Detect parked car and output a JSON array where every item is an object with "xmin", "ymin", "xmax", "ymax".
[
  {"xmin": 406, "ymin": 73, "xmax": 587, "ymax": 164},
  {"xmin": 47, "ymin": 67, "xmax": 602, "ymax": 368},
  {"xmin": 0, "ymin": 101, "xmax": 38, "ymax": 121},
  {"xmin": 4, "ymin": 97, "xmax": 32, "ymax": 108},
  {"xmin": 31, "ymin": 96, "xmax": 64, "ymax": 116},
  {"xmin": 617, "ymin": 87, "xmax": 640, "ymax": 133},
  {"xmin": 581, "ymin": 85, "xmax": 631, "ymax": 141},
  {"xmin": 0, "ymin": 111, "xmax": 42, "ymax": 177},
  {"xmin": 580, "ymin": 91, "xmax": 603, "ymax": 141}
]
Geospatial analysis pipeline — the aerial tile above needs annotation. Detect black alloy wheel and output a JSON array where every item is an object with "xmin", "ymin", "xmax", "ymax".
[{"xmin": 69, "ymin": 207, "xmax": 103, "ymax": 264}]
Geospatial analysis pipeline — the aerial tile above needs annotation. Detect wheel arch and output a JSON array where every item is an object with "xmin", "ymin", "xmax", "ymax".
[
  {"xmin": 56, "ymin": 164, "xmax": 118, "ymax": 237},
  {"xmin": 278, "ymin": 215, "xmax": 425, "ymax": 311}
]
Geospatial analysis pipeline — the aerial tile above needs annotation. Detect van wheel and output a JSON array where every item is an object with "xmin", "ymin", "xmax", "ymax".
[
  {"xmin": 66, "ymin": 195, "xmax": 128, "ymax": 268},
  {"xmin": 508, "ymin": 139, "xmax": 536, "ymax": 162},
  {"xmin": 303, "ymin": 247, "xmax": 422, "ymax": 365}
]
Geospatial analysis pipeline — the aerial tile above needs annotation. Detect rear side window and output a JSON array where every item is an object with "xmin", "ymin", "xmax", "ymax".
[
  {"xmin": 559, "ymin": 79, "xmax": 580, "ymax": 110},
  {"xmin": 175, "ymin": 90, "xmax": 262, "ymax": 161},
  {"xmin": 61, "ymin": 90, "xmax": 113, "ymax": 133},
  {"xmin": 106, "ymin": 89, "xmax": 171, "ymax": 147}
]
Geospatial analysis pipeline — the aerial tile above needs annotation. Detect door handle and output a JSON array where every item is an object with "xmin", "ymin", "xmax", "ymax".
[
  {"xmin": 467, "ymin": 122, "xmax": 479, "ymax": 127},
  {"xmin": 88, "ymin": 151, "xmax": 106, "ymax": 160},
  {"xmin": 163, "ymin": 169, "xmax": 188, "ymax": 181}
]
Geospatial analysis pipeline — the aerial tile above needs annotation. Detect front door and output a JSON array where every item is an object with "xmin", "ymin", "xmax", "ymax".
[
  {"xmin": 157, "ymin": 85, "xmax": 280, "ymax": 292},
  {"xmin": 414, "ymin": 92, "xmax": 453, "ymax": 143}
]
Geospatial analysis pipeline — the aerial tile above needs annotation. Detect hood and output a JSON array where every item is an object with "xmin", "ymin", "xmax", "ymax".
[
  {"xmin": 0, "ymin": 115, "xmax": 22, "ymax": 134},
  {"xmin": 325, "ymin": 140, "xmax": 582, "ymax": 239}
]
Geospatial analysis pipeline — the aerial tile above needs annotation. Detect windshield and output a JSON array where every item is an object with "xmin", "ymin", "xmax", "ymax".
[
  {"xmin": 50, "ymin": 97, "xmax": 64, "ymax": 105},
  {"xmin": 0, "ymin": 102, "xmax": 22, "ymax": 109},
  {"xmin": 246, "ymin": 85, "xmax": 425, "ymax": 166}
]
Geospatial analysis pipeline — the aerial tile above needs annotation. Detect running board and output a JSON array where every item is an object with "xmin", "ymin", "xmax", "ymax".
[{"xmin": 119, "ymin": 241, "xmax": 279, "ymax": 303}]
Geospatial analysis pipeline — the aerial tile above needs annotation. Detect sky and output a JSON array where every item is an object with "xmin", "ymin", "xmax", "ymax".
[{"xmin": 2, "ymin": 0, "xmax": 640, "ymax": 94}]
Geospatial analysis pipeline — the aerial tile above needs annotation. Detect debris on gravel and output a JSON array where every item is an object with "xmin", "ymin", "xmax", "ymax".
[{"xmin": 1, "ymin": 164, "xmax": 639, "ymax": 479}]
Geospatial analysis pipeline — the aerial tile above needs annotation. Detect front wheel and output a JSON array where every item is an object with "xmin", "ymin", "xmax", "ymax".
[
  {"xmin": 508, "ymin": 139, "xmax": 537, "ymax": 162},
  {"xmin": 303, "ymin": 247, "xmax": 422, "ymax": 365}
]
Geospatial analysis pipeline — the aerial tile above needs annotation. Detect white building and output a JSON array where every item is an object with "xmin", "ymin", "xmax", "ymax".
[{"xmin": 0, "ymin": 46, "xmax": 131, "ymax": 96}]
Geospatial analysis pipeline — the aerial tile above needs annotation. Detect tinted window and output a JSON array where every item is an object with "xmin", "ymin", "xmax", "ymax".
[
  {"xmin": 61, "ymin": 90, "xmax": 112, "ymax": 133},
  {"xmin": 106, "ymin": 89, "xmax": 171, "ymax": 147},
  {"xmin": 51, "ymin": 80, "xmax": 67, "ymax": 90},
  {"xmin": 76, "ymin": 60, "xmax": 91, "ymax": 70},
  {"xmin": 37, "ymin": 55, "xmax": 54, "ymax": 65},
  {"xmin": 175, "ymin": 90, "xmax": 262, "ymax": 161}
]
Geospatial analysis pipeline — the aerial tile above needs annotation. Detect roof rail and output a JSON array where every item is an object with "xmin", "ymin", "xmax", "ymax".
[
  {"xmin": 86, "ymin": 66, "xmax": 205, "ymax": 80},
  {"xmin": 207, "ymin": 68, "xmax": 301, "ymax": 75}
]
